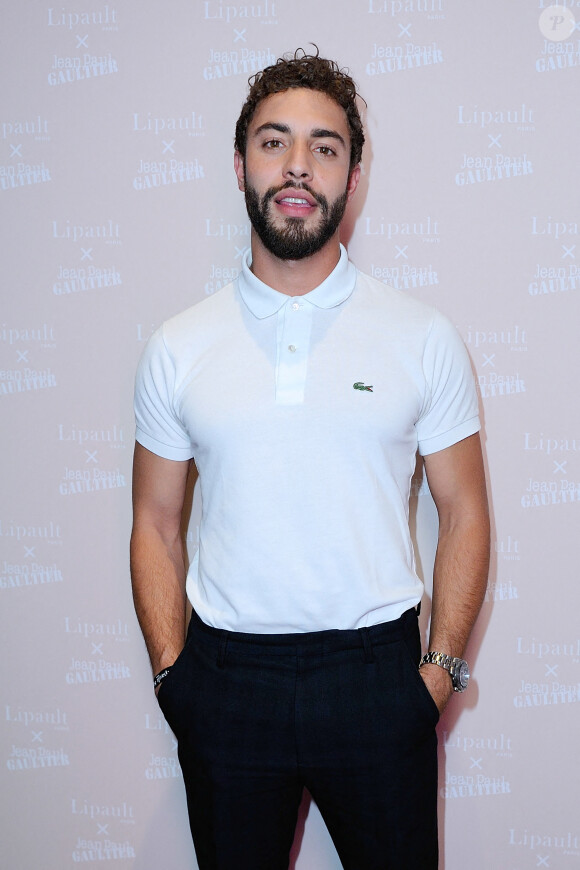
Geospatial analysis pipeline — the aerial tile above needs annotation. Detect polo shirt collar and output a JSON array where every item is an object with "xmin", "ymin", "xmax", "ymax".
[{"xmin": 238, "ymin": 244, "xmax": 357, "ymax": 319}]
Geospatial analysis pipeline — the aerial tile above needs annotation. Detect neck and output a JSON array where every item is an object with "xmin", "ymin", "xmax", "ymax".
[{"xmin": 249, "ymin": 230, "xmax": 342, "ymax": 296}]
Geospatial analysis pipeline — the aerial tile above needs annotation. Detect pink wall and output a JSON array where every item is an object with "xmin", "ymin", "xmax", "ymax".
[{"xmin": 2, "ymin": 2, "xmax": 579, "ymax": 868}]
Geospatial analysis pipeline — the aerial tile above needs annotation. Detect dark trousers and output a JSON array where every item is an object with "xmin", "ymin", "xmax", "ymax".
[{"xmin": 157, "ymin": 607, "xmax": 440, "ymax": 870}]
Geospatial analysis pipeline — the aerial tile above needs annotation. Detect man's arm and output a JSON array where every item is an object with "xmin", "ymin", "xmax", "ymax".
[
  {"xmin": 420, "ymin": 432, "xmax": 490, "ymax": 713},
  {"xmin": 130, "ymin": 442, "xmax": 192, "ymax": 688}
]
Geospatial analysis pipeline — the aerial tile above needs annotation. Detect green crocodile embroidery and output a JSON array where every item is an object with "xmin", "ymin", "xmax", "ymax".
[{"xmin": 353, "ymin": 382, "xmax": 373, "ymax": 392}]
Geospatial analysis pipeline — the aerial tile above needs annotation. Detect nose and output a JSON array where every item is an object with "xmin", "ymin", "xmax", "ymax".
[{"xmin": 282, "ymin": 142, "xmax": 313, "ymax": 182}]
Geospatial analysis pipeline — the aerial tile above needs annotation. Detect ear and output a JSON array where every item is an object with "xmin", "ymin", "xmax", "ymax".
[
  {"xmin": 234, "ymin": 151, "xmax": 245, "ymax": 192},
  {"xmin": 346, "ymin": 165, "xmax": 361, "ymax": 202}
]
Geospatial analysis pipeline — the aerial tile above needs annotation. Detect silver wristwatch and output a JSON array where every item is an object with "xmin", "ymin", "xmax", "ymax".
[{"xmin": 419, "ymin": 651, "xmax": 470, "ymax": 693}]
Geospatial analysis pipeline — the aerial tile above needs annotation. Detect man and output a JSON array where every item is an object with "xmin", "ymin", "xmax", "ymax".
[{"xmin": 131, "ymin": 49, "xmax": 490, "ymax": 870}]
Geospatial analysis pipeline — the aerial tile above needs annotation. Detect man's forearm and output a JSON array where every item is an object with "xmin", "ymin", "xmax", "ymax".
[
  {"xmin": 428, "ymin": 514, "xmax": 490, "ymax": 658},
  {"xmin": 418, "ymin": 434, "xmax": 490, "ymax": 711},
  {"xmin": 419, "ymin": 512, "xmax": 490, "ymax": 712},
  {"xmin": 130, "ymin": 527, "xmax": 188, "ymax": 676}
]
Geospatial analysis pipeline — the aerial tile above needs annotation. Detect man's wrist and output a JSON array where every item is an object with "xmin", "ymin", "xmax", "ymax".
[
  {"xmin": 420, "ymin": 651, "xmax": 470, "ymax": 693},
  {"xmin": 153, "ymin": 666, "xmax": 172, "ymax": 689}
]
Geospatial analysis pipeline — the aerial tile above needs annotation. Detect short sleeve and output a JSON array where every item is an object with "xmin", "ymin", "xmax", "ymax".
[
  {"xmin": 416, "ymin": 311, "xmax": 480, "ymax": 456},
  {"xmin": 134, "ymin": 327, "xmax": 194, "ymax": 461}
]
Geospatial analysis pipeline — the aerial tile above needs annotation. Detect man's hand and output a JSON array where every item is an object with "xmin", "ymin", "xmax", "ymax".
[{"xmin": 419, "ymin": 662, "xmax": 454, "ymax": 715}]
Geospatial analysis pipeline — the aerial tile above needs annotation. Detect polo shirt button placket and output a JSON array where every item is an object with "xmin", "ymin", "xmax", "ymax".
[
  {"xmin": 288, "ymin": 301, "xmax": 302, "ymax": 354},
  {"xmin": 275, "ymin": 297, "xmax": 312, "ymax": 404}
]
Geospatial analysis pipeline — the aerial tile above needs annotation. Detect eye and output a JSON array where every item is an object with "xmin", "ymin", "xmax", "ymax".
[
  {"xmin": 315, "ymin": 145, "xmax": 336, "ymax": 156},
  {"xmin": 263, "ymin": 138, "xmax": 284, "ymax": 149}
]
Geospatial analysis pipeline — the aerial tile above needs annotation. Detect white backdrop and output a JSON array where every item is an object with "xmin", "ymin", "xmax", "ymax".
[{"xmin": 2, "ymin": 2, "xmax": 580, "ymax": 868}]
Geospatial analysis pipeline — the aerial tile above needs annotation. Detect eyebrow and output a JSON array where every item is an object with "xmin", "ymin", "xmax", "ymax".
[{"xmin": 253, "ymin": 122, "xmax": 346, "ymax": 149}]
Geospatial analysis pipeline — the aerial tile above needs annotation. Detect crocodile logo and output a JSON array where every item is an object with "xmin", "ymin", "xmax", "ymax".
[{"xmin": 353, "ymin": 382, "xmax": 373, "ymax": 392}]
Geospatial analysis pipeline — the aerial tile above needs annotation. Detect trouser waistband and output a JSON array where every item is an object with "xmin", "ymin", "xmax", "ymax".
[{"xmin": 189, "ymin": 605, "xmax": 421, "ymax": 662}]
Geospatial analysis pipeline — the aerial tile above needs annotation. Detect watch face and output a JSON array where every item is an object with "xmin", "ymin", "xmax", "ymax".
[{"xmin": 457, "ymin": 660, "xmax": 470, "ymax": 690}]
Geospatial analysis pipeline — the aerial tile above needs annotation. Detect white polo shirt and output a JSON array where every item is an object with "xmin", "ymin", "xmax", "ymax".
[{"xmin": 135, "ymin": 246, "xmax": 480, "ymax": 633}]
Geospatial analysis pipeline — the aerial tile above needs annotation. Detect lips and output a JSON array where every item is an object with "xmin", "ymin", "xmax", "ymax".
[
  {"xmin": 273, "ymin": 187, "xmax": 318, "ymax": 208},
  {"xmin": 278, "ymin": 196, "xmax": 311, "ymax": 206}
]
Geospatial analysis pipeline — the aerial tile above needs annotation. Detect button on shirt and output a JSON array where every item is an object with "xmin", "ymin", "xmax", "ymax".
[
  {"xmin": 134, "ymin": 246, "xmax": 480, "ymax": 633},
  {"xmin": 237, "ymin": 246, "xmax": 357, "ymax": 405}
]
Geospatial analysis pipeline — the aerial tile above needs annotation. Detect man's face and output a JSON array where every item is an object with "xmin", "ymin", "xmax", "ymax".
[{"xmin": 235, "ymin": 88, "xmax": 360, "ymax": 261}]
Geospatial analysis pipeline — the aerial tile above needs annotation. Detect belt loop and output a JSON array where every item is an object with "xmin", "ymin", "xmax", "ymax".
[
  {"xmin": 217, "ymin": 632, "xmax": 228, "ymax": 669},
  {"xmin": 360, "ymin": 627, "xmax": 375, "ymax": 664}
]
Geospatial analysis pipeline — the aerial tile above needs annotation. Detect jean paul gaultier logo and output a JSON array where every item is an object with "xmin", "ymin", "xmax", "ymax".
[
  {"xmin": 513, "ymin": 677, "xmax": 580, "ymax": 708},
  {"xmin": 59, "ymin": 468, "xmax": 126, "ymax": 496},
  {"xmin": 1, "ymin": 295, "xmax": 56, "ymax": 392},
  {"xmin": 48, "ymin": 53, "xmax": 117, "ymax": 86},
  {"xmin": 365, "ymin": 41, "xmax": 443, "ymax": 75},
  {"xmin": 370, "ymin": 264, "xmax": 439, "ymax": 290},
  {"xmin": 47, "ymin": 6, "xmax": 118, "ymax": 84},
  {"xmin": 460, "ymin": 322, "xmax": 528, "ymax": 401},
  {"xmin": 529, "ymin": 216, "xmax": 579, "ymax": 296},
  {"xmin": 440, "ymin": 773, "xmax": 510, "ymax": 800},
  {"xmin": 513, "ymin": 632, "xmax": 580, "ymax": 710},
  {"xmin": 0, "ymin": 322, "xmax": 57, "ymax": 398},
  {"xmin": 367, "ymin": 217, "xmax": 439, "ymax": 289},
  {"xmin": 57, "ymin": 423, "xmax": 127, "ymax": 495},
  {"xmin": 71, "ymin": 797, "xmax": 136, "ymax": 863},
  {"xmin": 52, "ymin": 219, "xmax": 122, "ymax": 297},
  {"xmin": 0, "ymin": 366, "xmax": 57, "ymax": 396},
  {"xmin": 5, "ymin": 704, "xmax": 70, "ymax": 772},
  {"xmin": 64, "ymin": 616, "xmax": 131, "ymax": 685},
  {"xmin": 455, "ymin": 153, "xmax": 532, "ymax": 186},
  {"xmin": 0, "ymin": 520, "xmax": 63, "ymax": 584},
  {"xmin": 73, "ymin": 840, "xmax": 136, "ymax": 863},
  {"xmin": 132, "ymin": 112, "xmax": 205, "ymax": 190},
  {"xmin": 0, "ymin": 162, "xmax": 51, "ymax": 190},
  {"xmin": 441, "ymin": 728, "xmax": 513, "ymax": 800},
  {"xmin": 536, "ymin": 38, "xmax": 580, "ymax": 73},
  {"xmin": 0, "ymin": 116, "xmax": 52, "ymax": 190},
  {"xmin": 145, "ymin": 753, "xmax": 180, "ymax": 781},
  {"xmin": 7, "ymin": 744, "xmax": 69, "ymax": 771},
  {"xmin": 521, "ymin": 432, "xmax": 580, "ymax": 508},
  {"xmin": 1, "ymin": 561, "xmax": 63, "ymax": 591},
  {"xmin": 455, "ymin": 104, "xmax": 535, "ymax": 187},
  {"xmin": 476, "ymin": 370, "xmax": 525, "ymax": 400},
  {"xmin": 203, "ymin": 48, "xmax": 276, "ymax": 81},
  {"xmin": 1, "ymin": 514, "xmax": 64, "ymax": 590},
  {"xmin": 204, "ymin": 264, "xmax": 239, "ymax": 295}
]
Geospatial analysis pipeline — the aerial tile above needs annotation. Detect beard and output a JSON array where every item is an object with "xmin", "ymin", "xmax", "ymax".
[{"xmin": 243, "ymin": 179, "xmax": 349, "ymax": 261}]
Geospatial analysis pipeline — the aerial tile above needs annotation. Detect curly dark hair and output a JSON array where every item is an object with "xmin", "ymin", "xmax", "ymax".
[{"xmin": 234, "ymin": 48, "xmax": 365, "ymax": 171}]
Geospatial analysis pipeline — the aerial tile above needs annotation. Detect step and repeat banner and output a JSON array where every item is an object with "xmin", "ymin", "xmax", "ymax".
[{"xmin": 1, "ymin": 2, "xmax": 579, "ymax": 868}]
